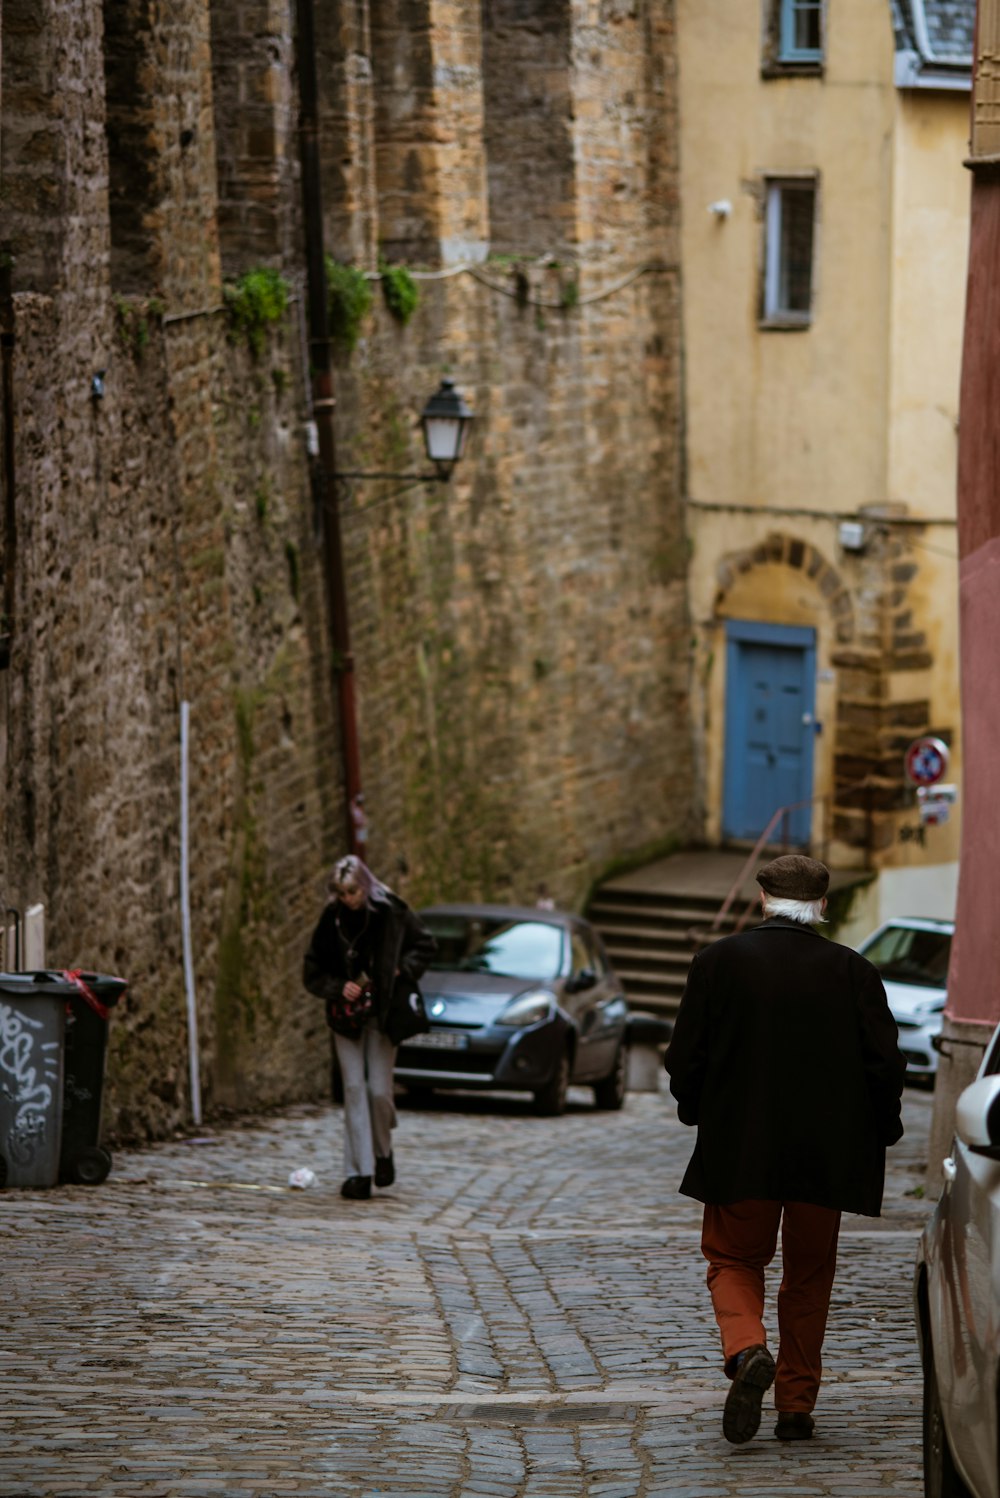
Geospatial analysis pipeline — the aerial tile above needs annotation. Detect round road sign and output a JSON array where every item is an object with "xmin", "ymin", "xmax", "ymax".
[{"xmin": 904, "ymin": 736, "xmax": 949, "ymax": 787}]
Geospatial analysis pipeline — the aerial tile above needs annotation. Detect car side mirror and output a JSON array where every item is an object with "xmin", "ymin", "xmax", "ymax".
[
  {"xmin": 569, "ymin": 967, "xmax": 597, "ymax": 994},
  {"xmin": 956, "ymin": 1074, "xmax": 1000, "ymax": 1160}
]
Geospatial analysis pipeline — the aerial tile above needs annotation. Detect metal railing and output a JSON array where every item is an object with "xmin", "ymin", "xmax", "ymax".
[{"xmin": 692, "ymin": 776, "xmax": 876, "ymax": 950}]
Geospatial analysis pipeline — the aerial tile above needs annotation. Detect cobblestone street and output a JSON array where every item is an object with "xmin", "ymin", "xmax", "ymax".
[{"xmin": 3, "ymin": 1079, "xmax": 934, "ymax": 1498}]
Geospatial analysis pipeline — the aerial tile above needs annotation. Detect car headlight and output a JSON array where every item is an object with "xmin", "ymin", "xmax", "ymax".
[
  {"xmin": 496, "ymin": 991, "xmax": 556, "ymax": 1027},
  {"xmin": 902, "ymin": 997, "xmax": 945, "ymax": 1016}
]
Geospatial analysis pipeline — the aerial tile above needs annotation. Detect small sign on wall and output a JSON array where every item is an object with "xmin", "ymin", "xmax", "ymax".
[
  {"xmin": 904, "ymin": 736, "xmax": 950, "ymax": 788},
  {"xmin": 917, "ymin": 784, "xmax": 958, "ymax": 827}
]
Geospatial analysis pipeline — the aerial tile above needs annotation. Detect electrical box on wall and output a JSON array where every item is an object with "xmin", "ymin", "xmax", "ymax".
[{"xmin": 838, "ymin": 521, "xmax": 866, "ymax": 552}]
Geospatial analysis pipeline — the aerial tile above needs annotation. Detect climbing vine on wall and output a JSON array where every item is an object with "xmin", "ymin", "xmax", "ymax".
[
  {"xmin": 113, "ymin": 295, "xmax": 165, "ymax": 359},
  {"xmin": 325, "ymin": 258, "xmax": 373, "ymax": 352},
  {"xmin": 224, "ymin": 268, "xmax": 290, "ymax": 356},
  {"xmin": 379, "ymin": 261, "xmax": 419, "ymax": 324}
]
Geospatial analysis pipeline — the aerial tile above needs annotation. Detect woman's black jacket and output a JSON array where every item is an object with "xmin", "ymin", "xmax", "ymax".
[{"xmin": 302, "ymin": 891, "xmax": 436, "ymax": 1044}]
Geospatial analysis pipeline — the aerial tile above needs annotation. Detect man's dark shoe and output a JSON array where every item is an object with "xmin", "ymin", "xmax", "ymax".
[
  {"xmin": 775, "ymin": 1412, "xmax": 815, "ymax": 1441},
  {"xmin": 340, "ymin": 1175, "xmax": 372, "ymax": 1200},
  {"xmin": 374, "ymin": 1154, "xmax": 395, "ymax": 1188},
  {"xmin": 722, "ymin": 1343, "xmax": 776, "ymax": 1445}
]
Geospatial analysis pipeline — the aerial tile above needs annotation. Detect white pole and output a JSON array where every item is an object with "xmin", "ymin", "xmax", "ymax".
[{"xmin": 180, "ymin": 701, "xmax": 203, "ymax": 1126}]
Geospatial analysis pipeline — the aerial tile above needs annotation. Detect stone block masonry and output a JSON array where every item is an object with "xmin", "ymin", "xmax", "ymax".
[
  {"xmin": 0, "ymin": 0, "xmax": 694, "ymax": 1141},
  {"xmin": 335, "ymin": 260, "xmax": 694, "ymax": 909}
]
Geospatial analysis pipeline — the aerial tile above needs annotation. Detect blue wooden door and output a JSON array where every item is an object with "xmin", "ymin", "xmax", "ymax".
[{"xmin": 723, "ymin": 621, "xmax": 816, "ymax": 845}]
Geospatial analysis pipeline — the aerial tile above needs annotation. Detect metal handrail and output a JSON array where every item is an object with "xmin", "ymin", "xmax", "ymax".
[
  {"xmin": 694, "ymin": 776, "xmax": 875, "ymax": 949},
  {"xmin": 710, "ymin": 794, "xmax": 826, "ymax": 938}
]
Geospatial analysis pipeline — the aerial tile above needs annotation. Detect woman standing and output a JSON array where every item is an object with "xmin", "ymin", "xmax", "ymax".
[{"xmin": 303, "ymin": 855, "xmax": 435, "ymax": 1200}]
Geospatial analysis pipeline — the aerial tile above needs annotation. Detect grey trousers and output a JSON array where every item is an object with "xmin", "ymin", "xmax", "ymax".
[{"xmin": 333, "ymin": 1021, "xmax": 397, "ymax": 1179}]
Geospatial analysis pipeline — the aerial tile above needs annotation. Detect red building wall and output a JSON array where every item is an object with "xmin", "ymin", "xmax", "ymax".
[
  {"xmin": 949, "ymin": 175, "xmax": 1000, "ymax": 1031},
  {"xmin": 929, "ymin": 16, "xmax": 1000, "ymax": 1172}
]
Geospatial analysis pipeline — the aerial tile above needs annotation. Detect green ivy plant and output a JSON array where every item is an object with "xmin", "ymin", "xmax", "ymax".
[
  {"xmin": 379, "ymin": 261, "xmax": 419, "ymax": 325},
  {"xmin": 113, "ymin": 295, "xmax": 165, "ymax": 359},
  {"xmin": 325, "ymin": 258, "xmax": 373, "ymax": 352},
  {"xmin": 224, "ymin": 267, "xmax": 290, "ymax": 357}
]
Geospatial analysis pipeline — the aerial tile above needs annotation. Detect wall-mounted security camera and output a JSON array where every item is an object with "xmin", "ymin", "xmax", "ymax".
[{"xmin": 707, "ymin": 200, "xmax": 733, "ymax": 219}]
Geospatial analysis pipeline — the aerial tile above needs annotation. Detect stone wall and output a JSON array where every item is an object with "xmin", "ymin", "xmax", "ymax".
[
  {"xmin": 333, "ymin": 260, "xmax": 692, "ymax": 909},
  {"xmin": 0, "ymin": 0, "xmax": 693, "ymax": 1142}
]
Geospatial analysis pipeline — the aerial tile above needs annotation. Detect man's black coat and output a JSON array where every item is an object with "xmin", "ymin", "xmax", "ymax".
[{"xmin": 664, "ymin": 917, "xmax": 906, "ymax": 1217}]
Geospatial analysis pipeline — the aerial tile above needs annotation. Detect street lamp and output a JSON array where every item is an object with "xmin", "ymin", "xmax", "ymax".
[
  {"xmin": 333, "ymin": 378, "xmax": 475, "ymax": 486},
  {"xmin": 420, "ymin": 379, "xmax": 475, "ymax": 480}
]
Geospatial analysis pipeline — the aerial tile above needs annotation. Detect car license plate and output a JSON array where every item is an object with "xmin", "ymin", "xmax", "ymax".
[{"xmin": 406, "ymin": 1030, "xmax": 469, "ymax": 1050}]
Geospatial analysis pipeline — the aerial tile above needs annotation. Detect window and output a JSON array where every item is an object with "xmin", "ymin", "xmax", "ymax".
[
  {"xmin": 762, "ymin": 0, "xmax": 824, "ymax": 76},
  {"xmin": 860, "ymin": 925, "xmax": 953, "ymax": 989},
  {"xmin": 762, "ymin": 178, "xmax": 816, "ymax": 327},
  {"xmin": 586, "ymin": 930, "xmax": 610, "ymax": 980},
  {"xmin": 423, "ymin": 915, "xmax": 566, "ymax": 981},
  {"xmin": 780, "ymin": 0, "xmax": 823, "ymax": 62},
  {"xmin": 569, "ymin": 930, "xmax": 590, "ymax": 984}
]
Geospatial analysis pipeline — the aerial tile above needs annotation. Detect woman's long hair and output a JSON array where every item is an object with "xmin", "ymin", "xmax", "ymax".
[{"xmin": 327, "ymin": 854, "xmax": 391, "ymax": 906}]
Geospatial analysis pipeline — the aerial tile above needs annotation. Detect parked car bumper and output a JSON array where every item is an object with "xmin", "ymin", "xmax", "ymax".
[
  {"xmin": 892, "ymin": 1014, "xmax": 941, "ymax": 1082},
  {"xmin": 395, "ymin": 1012, "xmax": 573, "ymax": 1092}
]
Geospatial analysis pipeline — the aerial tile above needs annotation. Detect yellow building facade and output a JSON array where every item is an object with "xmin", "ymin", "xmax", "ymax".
[{"xmin": 678, "ymin": 0, "xmax": 971, "ymax": 930}]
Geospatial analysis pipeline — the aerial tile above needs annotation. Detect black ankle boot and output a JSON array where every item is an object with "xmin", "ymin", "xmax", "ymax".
[
  {"xmin": 374, "ymin": 1153, "xmax": 395, "ymax": 1188},
  {"xmin": 341, "ymin": 1175, "xmax": 372, "ymax": 1200}
]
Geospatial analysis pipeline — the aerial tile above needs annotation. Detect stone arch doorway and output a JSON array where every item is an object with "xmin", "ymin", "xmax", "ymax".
[
  {"xmin": 708, "ymin": 531, "xmax": 854, "ymax": 850},
  {"xmin": 714, "ymin": 531, "xmax": 855, "ymax": 645}
]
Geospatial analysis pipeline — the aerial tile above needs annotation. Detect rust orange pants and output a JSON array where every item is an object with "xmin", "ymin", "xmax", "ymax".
[{"xmin": 701, "ymin": 1199, "xmax": 841, "ymax": 1414}]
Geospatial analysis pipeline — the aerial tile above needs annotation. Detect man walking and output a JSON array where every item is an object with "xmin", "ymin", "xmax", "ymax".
[{"xmin": 664, "ymin": 855, "xmax": 906, "ymax": 1445}]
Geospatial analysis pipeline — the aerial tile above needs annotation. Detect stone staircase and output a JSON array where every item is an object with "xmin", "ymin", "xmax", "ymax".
[
  {"xmin": 587, "ymin": 848, "xmax": 870, "ymax": 1020},
  {"xmin": 585, "ymin": 852, "xmax": 761, "ymax": 1019},
  {"xmin": 587, "ymin": 887, "xmax": 758, "ymax": 1018}
]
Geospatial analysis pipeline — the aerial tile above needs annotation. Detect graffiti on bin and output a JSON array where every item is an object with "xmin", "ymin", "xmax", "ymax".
[
  {"xmin": 0, "ymin": 1003, "xmax": 60, "ymax": 1166},
  {"xmin": 64, "ymin": 1075, "xmax": 94, "ymax": 1105}
]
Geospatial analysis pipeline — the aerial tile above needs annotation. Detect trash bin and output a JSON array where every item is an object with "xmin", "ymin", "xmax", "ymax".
[
  {"xmin": 0, "ymin": 969, "xmax": 126, "ymax": 1189},
  {"xmin": 0, "ymin": 973, "xmax": 69, "ymax": 1188},
  {"xmin": 58, "ymin": 970, "xmax": 127, "ymax": 1185}
]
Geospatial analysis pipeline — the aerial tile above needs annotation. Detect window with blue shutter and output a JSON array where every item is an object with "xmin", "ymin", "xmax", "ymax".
[{"xmin": 779, "ymin": 0, "xmax": 823, "ymax": 63}]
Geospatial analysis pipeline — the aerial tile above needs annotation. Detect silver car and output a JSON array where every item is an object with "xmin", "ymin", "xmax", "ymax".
[
  {"xmin": 915, "ymin": 1024, "xmax": 1000, "ymax": 1498},
  {"xmin": 857, "ymin": 918, "xmax": 954, "ymax": 1084}
]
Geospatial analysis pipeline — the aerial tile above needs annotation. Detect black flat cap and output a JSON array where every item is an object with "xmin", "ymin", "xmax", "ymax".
[{"xmin": 756, "ymin": 854, "xmax": 830, "ymax": 900}]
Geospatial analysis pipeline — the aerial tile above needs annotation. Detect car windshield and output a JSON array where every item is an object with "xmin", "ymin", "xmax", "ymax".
[
  {"xmin": 861, "ymin": 925, "xmax": 952, "ymax": 987},
  {"xmin": 423, "ymin": 916, "xmax": 566, "ymax": 981}
]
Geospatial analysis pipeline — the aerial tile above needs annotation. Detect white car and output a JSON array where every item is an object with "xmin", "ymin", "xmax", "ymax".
[
  {"xmin": 857, "ymin": 918, "xmax": 954, "ymax": 1085},
  {"xmin": 915, "ymin": 1026, "xmax": 1000, "ymax": 1498}
]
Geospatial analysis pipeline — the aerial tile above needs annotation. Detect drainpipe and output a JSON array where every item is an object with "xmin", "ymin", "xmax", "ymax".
[
  {"xmin": 179, "ymin": 702, "xmax": 202, "ymax": 1127},
  {"xmin": 1, "ymin": 257, "xmax": 16, "ymax": 655},
  {"xmin": 294, "ymin": 0, "xmax": 364, "ymax": 854}
]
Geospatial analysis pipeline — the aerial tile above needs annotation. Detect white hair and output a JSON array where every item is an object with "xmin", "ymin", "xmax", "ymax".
[
  {"xmin": 327, "ymin": 854, "xmax": 391, "ymax": 905},
  {"xmin": 761, "ymin": 894, "xmax": 826, "ymax": 925}
]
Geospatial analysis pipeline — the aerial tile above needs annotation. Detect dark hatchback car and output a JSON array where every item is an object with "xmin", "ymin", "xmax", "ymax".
[{"xmin": 395, "ymin": 904, "xmax": 630, "ymax": 1115}]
